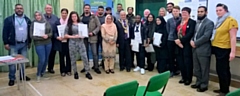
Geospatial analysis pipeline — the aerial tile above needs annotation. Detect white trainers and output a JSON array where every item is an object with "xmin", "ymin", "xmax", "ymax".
[
  {"xmin": 140, "ymin": 68, "xmax": 145, "ymax": 75},
  {"xmin": 37, "ymin": 76, "xmax": 41, "ymax": 83},
  {"xmin": 133, "ymin": 66, "xmax": 140, "ymax": 72},
  {"xmin": 42, "ymin": 75, "xmax": 50, "ymax": 80}
]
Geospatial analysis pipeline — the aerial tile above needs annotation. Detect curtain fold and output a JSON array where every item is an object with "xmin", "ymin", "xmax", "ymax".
[
  {"xmin": 74, "ymin": 0, "xmax": 84, "ymax": 14},
  {"xmin": 0, "ymin": 0, "xmax": 60, "ymax": 72},
  {"xmin": 113, "ymin": 0, "xmax": 126, "ymax": 13}
]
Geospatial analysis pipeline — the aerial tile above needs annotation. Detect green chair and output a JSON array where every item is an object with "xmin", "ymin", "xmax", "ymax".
[
  {"xmin": 226, "ymin": 88, "xmax": 240, "ymax": 96},
  {"xmin": 136, "ymin": 71, "xmax": 170, "ymax": 96},
  {"xmin": 104, "ymin": 80, "xmax": 139, "ymax": 96}
]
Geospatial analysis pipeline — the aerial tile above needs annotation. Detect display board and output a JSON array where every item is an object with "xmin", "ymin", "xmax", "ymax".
[{"xmin": 207, "ymin": 0, "xmax": 240, "ymax": 38}]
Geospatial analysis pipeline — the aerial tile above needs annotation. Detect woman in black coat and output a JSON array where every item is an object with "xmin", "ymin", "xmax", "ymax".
[{"xmin": 153, "ymin": 16, "xmax": 168, "ymax": 73}]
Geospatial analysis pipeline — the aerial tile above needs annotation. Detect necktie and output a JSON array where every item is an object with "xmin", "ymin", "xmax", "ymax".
[
  {"xmin": 123, "ymin": 20, "xmax": 128, "ymax": 39},
  {"xmin": 135, "ymin": 25, "xmax": 139, "ymax": 32}
]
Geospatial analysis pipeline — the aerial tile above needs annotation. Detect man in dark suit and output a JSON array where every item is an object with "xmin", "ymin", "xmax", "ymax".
[
  {"xmin": 116, "ymin": 11, "xmax": 134, "ymax": 72},
  {"xmin": 132, "ymin": 15, "xmax": 146, "ymax": 74},
  {"xmin": 190, "ymin": 6, "xmax": 214, "ymax": 92}
]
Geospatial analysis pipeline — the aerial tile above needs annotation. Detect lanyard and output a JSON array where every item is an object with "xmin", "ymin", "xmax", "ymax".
[{"xmin": 17, "ymin": 18, "xmax": 24, "ymax": 26}]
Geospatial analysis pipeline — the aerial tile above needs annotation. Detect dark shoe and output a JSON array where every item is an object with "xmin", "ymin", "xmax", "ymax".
[
  {"xmin": 48, "ymin": 70, "xmax": 55, "ymax": 74},
  {"xmin": 184, "ymin": 81, "xmax": 191, "ymax": 85},
  {"xmin": 61, "ymin": 73, "xmax": 66, "ymax": 77},
  {"xmin": 110, "ymin": 69, "xmax": 115, "ymax": 74},
  {"xmin": 170, "ymin": 72, "xmax": 174, "ymax": 77},
  {"xmin": 94, "ymin": 69, "xmax": 101, "ymax": 74},
  {"xmin": 20, "ymin": 76, "xmax": 31, "ymax": 81},
  {"xmin": 86, "ymin": 73, "xmax": 93, "ymax": 80},
  {"xmin": 217, "ymin": 92, "xmax": 227, "ymax": 96},
  {"xmin": 213, "ymin": 89, "xmax": 221, "ymax": 93},
  {"xmin": 8, "ymin": 80, "xmax": 14, "ymax": 86},
  {"xmin": 120, "ymin": 68, "xmax": 125, "ymax": 71},
  {"xmin": 126, "ymin": 69, "xmax": 131, "ymax": 72},
  {"xmin": 105, "ymin": 70, "xmax": 110, "ymax": 74},
  {"xmin": 74, "ymin": 72, "xmax": 79, "ymax": 79},
  {"xmin": 179, "ymin": 79, "xmax": 185, "ymax": 84},
  {"xmin": 174, "ymin": 71, "xmax": 180, "ymax": 76},
  {"xmin": 191, "ymin": 84, "xmax": 200, "ymax": 89},
  {"xmin": 197, "ymin": 88, "xmax": 208, "ymax": 92},
  {"xmin": 67, "ymin": 72, "xmax": 72, "ymax": 76},
  {"xmin": 80, "ymin": 68, "xmax": 85, "ymax": 73},
  {"xmin": 92, "ymin": 66, "xmax": 95, "ymax": 69}
]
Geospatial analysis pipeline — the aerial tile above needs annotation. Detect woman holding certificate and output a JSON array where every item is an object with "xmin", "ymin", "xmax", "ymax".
[
  {"xmin": 30, "ymin": 11, "xmax": 52, "ymax": 82},
  {"xmin": 101, "ymin": 15, "xmax": 118, "ymax": 74},
  {"xmin": 153, "ymin": 16, "xmax": 168, "ymax": 73},
  {"xmin": 64, "ymin": 11, "xmax": 92, "ymax": 80},
  {"xmin": 174, "ymin": 7, "xmax": 196, "ymax": 85}
]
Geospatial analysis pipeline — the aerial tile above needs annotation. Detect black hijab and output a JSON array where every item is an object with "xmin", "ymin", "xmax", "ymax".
[{"xmin": 155, "ymin": 16, "xmax": 166, "ymax": 31}]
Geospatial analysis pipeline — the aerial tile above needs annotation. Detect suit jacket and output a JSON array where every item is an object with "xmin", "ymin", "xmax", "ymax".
[
  {"xmin": 174, "ymin": 18, "xmax": 196, "ymax": 56},
  {"xmin": 192, "ymin": 18, "xmax": 214, "ymax": 56},
  {"xmin": 80, "ymin": 14, "xmax": 101, "ymax": 43},
  {"xmin": 116, "ymin": 19, "xmax": 134, "ymax": 49}
]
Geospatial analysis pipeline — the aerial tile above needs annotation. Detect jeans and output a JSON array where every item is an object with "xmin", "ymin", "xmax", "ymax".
[
  {"xmin": 84, "ymin": 38, "xmax": 99, "ymax": 69},
  {"xmin": 35, "ymin": 43, "xmax": 52, "ymax": 76},
  {"xmin": 9, "ymin": 42, "xmax": 28, "ymax": 80}
]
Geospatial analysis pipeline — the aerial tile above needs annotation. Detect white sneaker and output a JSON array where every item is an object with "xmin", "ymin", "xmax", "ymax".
[
  {"xmin": 140, "ymin": 68, "xmax": 145, "ymax": 75},
  {"xmin": 37, "ymin": 76, "xmax": 41, "ymax": 83},
  {"xmin": 42, "ymin": 75, "xmax": 50, "ymax": 80},
  {"xmin": 133, "ymin": 66, "xmax": 140, "ymax": 72}
]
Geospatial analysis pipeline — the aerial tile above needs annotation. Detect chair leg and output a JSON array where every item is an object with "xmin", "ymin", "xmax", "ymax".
[{"xmin": 161, "ymin": 84, "xmax": 167, "ymax": 94}]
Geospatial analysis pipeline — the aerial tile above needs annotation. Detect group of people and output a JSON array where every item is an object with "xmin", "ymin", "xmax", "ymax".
[{"xmin": 1, "ymin": 2, "xmax": 238, "ymax": 96}]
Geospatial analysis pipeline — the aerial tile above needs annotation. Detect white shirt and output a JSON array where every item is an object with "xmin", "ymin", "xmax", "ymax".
[{"xmin": 134, "ymin": 23, "xmax": 142, "ymax": 44}]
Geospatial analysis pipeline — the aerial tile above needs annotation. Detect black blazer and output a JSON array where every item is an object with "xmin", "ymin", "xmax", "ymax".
[
  {"xmin": 174, "ymin": 18, "xmax": 196, "ymax": 56},
  {"xmin": 130, "ymin": 23, "xmax": 146, "ymax": 44},
  {"xmin": 115, "ymin": 20, "xmax": 134, "ymax": 49}
]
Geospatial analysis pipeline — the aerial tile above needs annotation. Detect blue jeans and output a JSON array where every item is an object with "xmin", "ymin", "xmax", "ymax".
[
  {"xmin": 9, "ymin": 43, "xmax": 28, "ymax": 80},
  {"xmin": 35, "ymin": 43, "xmax": 52, "ymax": 76}
]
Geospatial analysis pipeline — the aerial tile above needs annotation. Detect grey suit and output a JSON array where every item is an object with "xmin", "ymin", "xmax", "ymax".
[{"xmin": 192, "ymin": 18, "xmax": 214, "ymax": 89}]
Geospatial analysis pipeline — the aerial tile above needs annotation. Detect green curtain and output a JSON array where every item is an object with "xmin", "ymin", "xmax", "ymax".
[
  {"xmin": 113, "ymin": 0, "xmax": 126, "ymax": 13},
  {"xmin": 0, "ymin": 0, "xmax": 60, "ymax": 72},
  {"xmin": 74, "ymin": 0, "xmax": 84, "ymax": 14}
]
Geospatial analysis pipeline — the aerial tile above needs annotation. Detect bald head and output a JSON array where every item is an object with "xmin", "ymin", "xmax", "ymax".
[
  {"xmin": 144, "ymin": 9, "xmax": 150, "ymax": 18},
  {"xmin": 45, "ymin": 4, "xmax": 52, "ymax": 15},
  {"xmin": 120, "ymin": 11, "xmax": 126, "ymax": 20}
]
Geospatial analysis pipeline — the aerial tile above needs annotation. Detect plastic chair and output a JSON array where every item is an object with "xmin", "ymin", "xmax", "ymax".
[
  {"xmin": 104, "ymin": 80, "xmax": 139, "ymax": 96},
  {"xmin": 226, "ymin": 88, "xmax": 240, "ymax": 96},
  {"xmin": 136, "ymin": 71, "xmax": 170, "ymax": 96}
]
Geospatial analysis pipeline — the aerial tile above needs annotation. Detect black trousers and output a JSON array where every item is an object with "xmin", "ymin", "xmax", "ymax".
[
  {"xmin": 97, "ymin": 34, "xmax": 104, "ymax": 67},
  {"xmin": 131, "ymin": 51, "xmax": 136, "ymax": 67},
  {"xmin": 167, "ymin": 40, "xmax": 179, "ymax": 73},
  {"xmin": 119, "ymin": 40, "xmax": 132, "ymax": 70},
  {"xmin": 177, "ymin": 48, "xmax": 193, "ymax": 82},
  {"xmin": 135, "ymin": 45, "xmax": 145, "ymax": 68},
  {"xmin": 146, "ymin": 52, "xmax": 154, "ymax": 71},
  {"xmin": 48, "ymin": 47, "xmax": 56, "ymax": 71},
  {"xmin": 212, "ymin": 46, "xmax": 231, "ymax": 93},
  {"xmin": 59, "ymin": 43, "xmax": 71, "ymax": 73}
]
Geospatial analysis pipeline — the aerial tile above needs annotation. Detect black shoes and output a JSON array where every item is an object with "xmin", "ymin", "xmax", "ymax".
[
  {"xmin": 120, "ymin": 68, "xmax": 125, "ymax": 71},
  {"xmin": 184, "ymin": 81, "xmax": 191, "ymax": 86},
  {"xmin": 48, "ymin": 70, "xmax": 55, "ymax": 74},
  {"xmin": 191, "ymin": 84, "xmax": 200, "ymax": 89},
  {"xmin": 126, "ymin": 69, "xmax": 131, "ymax": 72},
  {"xmin": 94, "ymin": 69, "xmax": 101, "ymax": 74},
  {"xmin": 74, "ymin": 72, "xmax": 79, "ymax": 79},
  {"xmin": 80, "ymin": 68, "xmax": 86, "ymax": 73},
  {"xmin": 179, "ymin": 79, "xmax": 185, "ymax": 84},
  {"xmin": 197, "ymin": 88, "xmax": 208, "ymax": 92},
  {"xmin": 20, "ymin": 76, "xmax": 31, "ymax": 81},
  {"xmin": 61, "ymin": 73, "xmax": 66, "ymax": 77},
  {"xmin": 8, "ymin": 80, "xmax": 14, "ymax": 86},
  {"xmin": 213, "ymin": 89, "xmax": 221, "ymax": 93},
  {"xmin": 86, "ymin": 73, "xmax": 92, "ymax": 80}
]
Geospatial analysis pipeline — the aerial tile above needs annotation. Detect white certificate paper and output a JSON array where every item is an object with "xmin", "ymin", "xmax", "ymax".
[
  {"xmin": 134, "ymin": 32, "xmax": 142, "ymax": 44},
  {"xmin": 153, "ymin": 32, "xmax": 162, "ymax": 47},
  {"xmin": 33, "ymin": 22, "xmax": 45, "ymax": 36},
  {"xmin": 78, "ymin": 23, "xmax": 88, "ymax": 37},
  {"xmin": 57, "ymin": 24, "xmax": 66, "ymax": 37},
  {"xmin": 145, "ymin": 44, "xmax": 155, "ymax": 52},
  {"xmin": 131, "ymin": 39, "xmax": 139, "ymax": 52}
]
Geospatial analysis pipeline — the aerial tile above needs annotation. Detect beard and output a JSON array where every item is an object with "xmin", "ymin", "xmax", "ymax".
[
  {"xmin": 197, "ymin": 14, "xmax": 207, "ymax": 20},
  {"xmin": 98, "ymin": 12, "xmax": 103, "ymax": 15}
]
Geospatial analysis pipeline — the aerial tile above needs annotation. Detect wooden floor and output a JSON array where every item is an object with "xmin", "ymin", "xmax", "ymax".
[{"xmin": 0, "ymin": 60, "xmax": 237, "ymax": 96}]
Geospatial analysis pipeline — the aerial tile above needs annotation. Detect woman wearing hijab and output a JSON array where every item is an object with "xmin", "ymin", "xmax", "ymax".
[
  {"xmin": 211, "ymin": 4, "xmax": 238, "ymax": 95},
  {"xmin": 30, "ymin": 11, "xmax": 52, "ymax": 82},
  {"xmin": 174, "ymin": 7, "xmax": 196, "ymax": 85},
  {"xmin": 101, "ymin": 15, "xmax": 118, "ymax": 74},
  {"xmin": 144, "ymin": 13, "xmax": 156, "ymax": 71},
  {"xmin": 154, "ymin": 16, "xmax": 168, "ymax": 73}
]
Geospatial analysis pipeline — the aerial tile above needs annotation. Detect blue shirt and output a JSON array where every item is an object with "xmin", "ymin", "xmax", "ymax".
[{"xmin": 15, "ymin": 14, "xmax": 27, "ymax": 42}]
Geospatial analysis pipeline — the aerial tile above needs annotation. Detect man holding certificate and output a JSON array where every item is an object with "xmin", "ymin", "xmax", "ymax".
[
  {"xmin": 2, "ymin": 4, "xmax": 31, "ymax": 86},
  {"xmin": 80, "ymin": 4, "xmax": 101, "ymax": 74}
]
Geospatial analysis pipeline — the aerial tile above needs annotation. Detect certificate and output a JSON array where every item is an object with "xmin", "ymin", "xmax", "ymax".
[
  {"xmin": 134, "ymin": 32, "xmax": 142, "ymax": 44},
  {"xmin": 153, "ymin": 32, "xmax": 162, "ymax": 47},
  {"xmin": 145, "ymin": 44, "xmax": 155, "ymax": 52},
  {"xmin": 78, "ymin": 23, "xmax": 88, "ymax": 37},
  {"xmin": 33, "ymin": 22, "xmax": 45, "ymax": 36},
  {"xmin": 131, "ymin": 39, "xmax": 139, "ymax": 52},
  {"xmin": 57, "ymin": 24, "xmax": 66, "ymax": 37}
]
